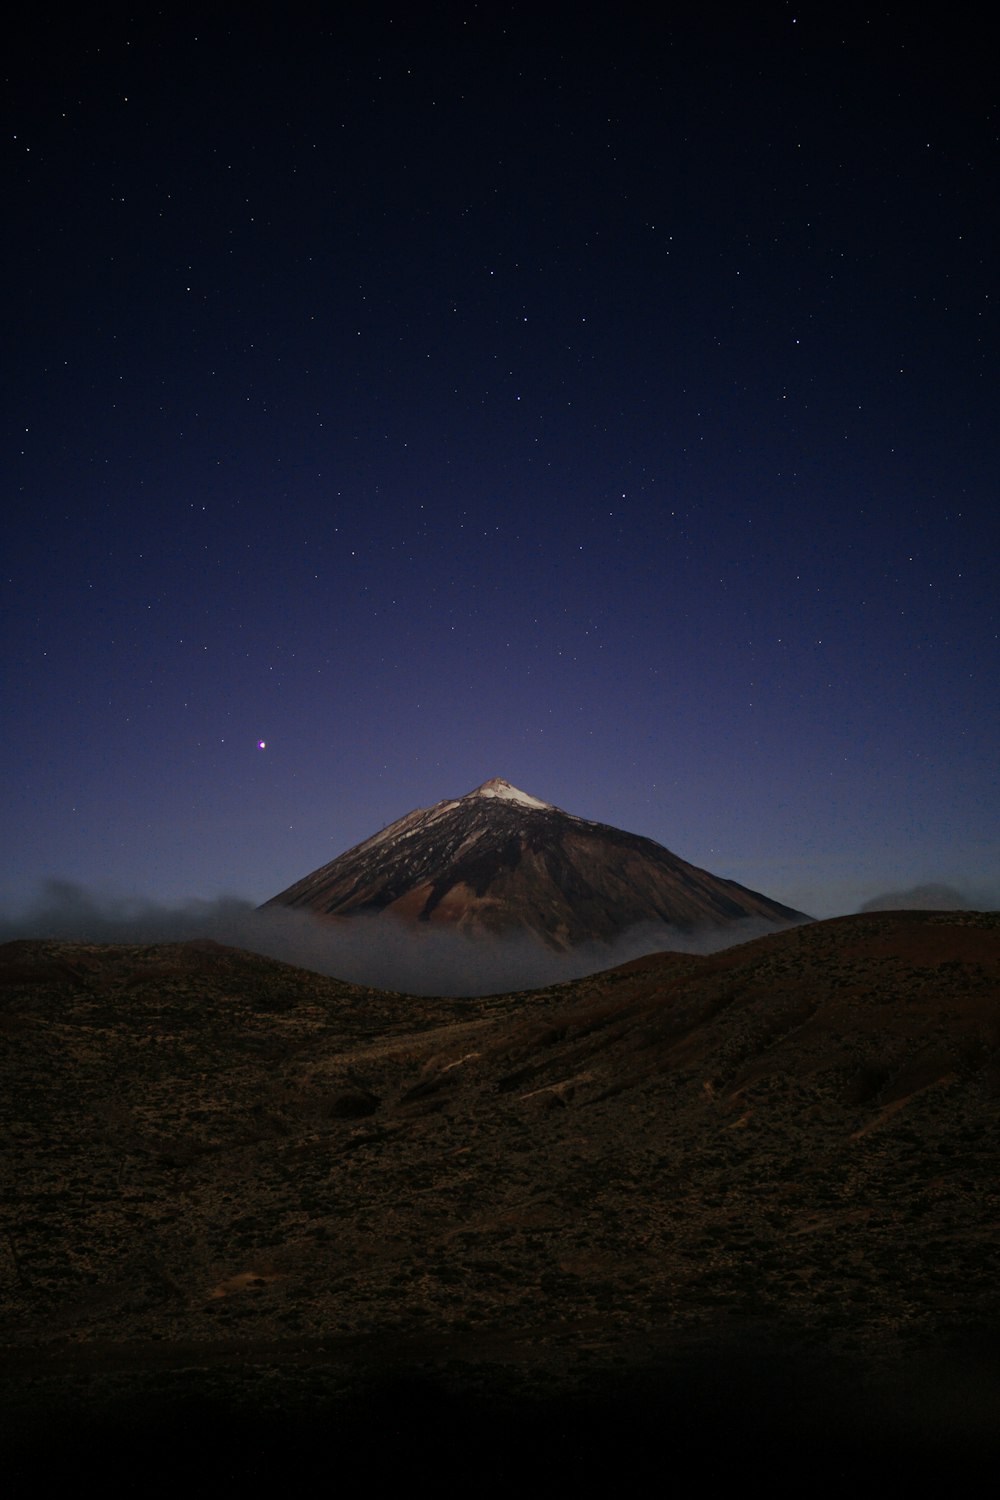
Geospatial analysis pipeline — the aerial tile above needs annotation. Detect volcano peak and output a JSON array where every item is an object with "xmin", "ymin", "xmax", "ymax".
[{"xmin": 464, "ymin": 777, "xmax": 553, "ymax": 810}]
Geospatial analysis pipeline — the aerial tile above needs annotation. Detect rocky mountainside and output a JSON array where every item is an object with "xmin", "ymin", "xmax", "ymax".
[
  {"xmin": 2, "ymin": 910, "xmax": 999, "ymax": 1479},
  {"xmin": 263, "ymin": 776, "xmax": 809, "ymax": 948}
]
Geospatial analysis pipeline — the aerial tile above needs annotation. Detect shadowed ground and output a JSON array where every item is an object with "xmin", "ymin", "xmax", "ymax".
[{"xmin": 2, "ymin": 911, "xmax": 998, "ymax": 1480}]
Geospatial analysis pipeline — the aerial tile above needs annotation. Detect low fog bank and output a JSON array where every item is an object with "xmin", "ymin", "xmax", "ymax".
[
  {"xmin": 2, "ymin": 879, "xmax": 807, "ymax": 995},
  {"xmin": 857, "ymin": 882, "xmax": 998, "ymax": 913}
]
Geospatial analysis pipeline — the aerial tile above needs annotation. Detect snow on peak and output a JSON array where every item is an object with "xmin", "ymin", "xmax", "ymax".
[{"xmin": 466, "ymin": 777, "xmax": 553, "ymax": 810}]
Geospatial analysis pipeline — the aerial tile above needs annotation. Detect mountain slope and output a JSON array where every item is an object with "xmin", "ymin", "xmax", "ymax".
[{"xmin": 263, "ymin": 777, "xmax": 808, "ymax": 948}]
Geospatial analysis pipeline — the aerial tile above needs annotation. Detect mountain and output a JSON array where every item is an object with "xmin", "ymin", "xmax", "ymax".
[{"xmin": 263, "ymin": 776, "xmax": 809, "ymax": 950}]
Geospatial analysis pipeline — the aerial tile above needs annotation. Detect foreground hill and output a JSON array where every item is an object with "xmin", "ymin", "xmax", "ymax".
[{"xmin": 2, "ymin": 910, "xmax": 999, "ymax": 1478}]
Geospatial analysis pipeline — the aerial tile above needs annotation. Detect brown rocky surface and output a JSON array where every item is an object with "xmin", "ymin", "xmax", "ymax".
[{"xmin": 2, "ymin": 912, "xmax": 998, "ymax": 1481}]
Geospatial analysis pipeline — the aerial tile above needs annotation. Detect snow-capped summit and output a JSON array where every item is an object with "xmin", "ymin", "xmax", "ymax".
[
  {"xmin": 464, "ymin": 777, "xmax": 554, "ymax": 810},
  {"xmin": 263, "ymin": 777, "xmax": 809, "ymax": 952}
]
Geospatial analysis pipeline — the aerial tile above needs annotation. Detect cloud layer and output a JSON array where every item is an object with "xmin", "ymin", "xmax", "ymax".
[
  {"xmin": 857, "ymin": 883, "xmax": 994, "ymax": 914},
  {"xmin": 2, "ymin": 879, "xmax": 805, "ymax": 996}
]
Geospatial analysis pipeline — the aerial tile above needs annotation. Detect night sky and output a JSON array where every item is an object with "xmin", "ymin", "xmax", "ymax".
[{"xmin": 4, "ymin": 8, "xmax": 997, "ymax": 929}]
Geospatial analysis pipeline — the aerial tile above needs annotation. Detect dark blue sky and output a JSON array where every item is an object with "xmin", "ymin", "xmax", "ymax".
[{"xmin": 4, "ymin": 7, "xmax": 997, "ymax": 922}]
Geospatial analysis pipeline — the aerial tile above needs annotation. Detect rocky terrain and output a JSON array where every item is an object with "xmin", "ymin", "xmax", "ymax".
[{"xmin": 2, "ymin": 910, "xmax": 999, "ymax": 1480}]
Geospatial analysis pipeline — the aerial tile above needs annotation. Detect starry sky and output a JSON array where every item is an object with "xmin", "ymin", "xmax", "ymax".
[{"xmin": 4, "ymin": 7, "xmax": 997, "ymax": 928}]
